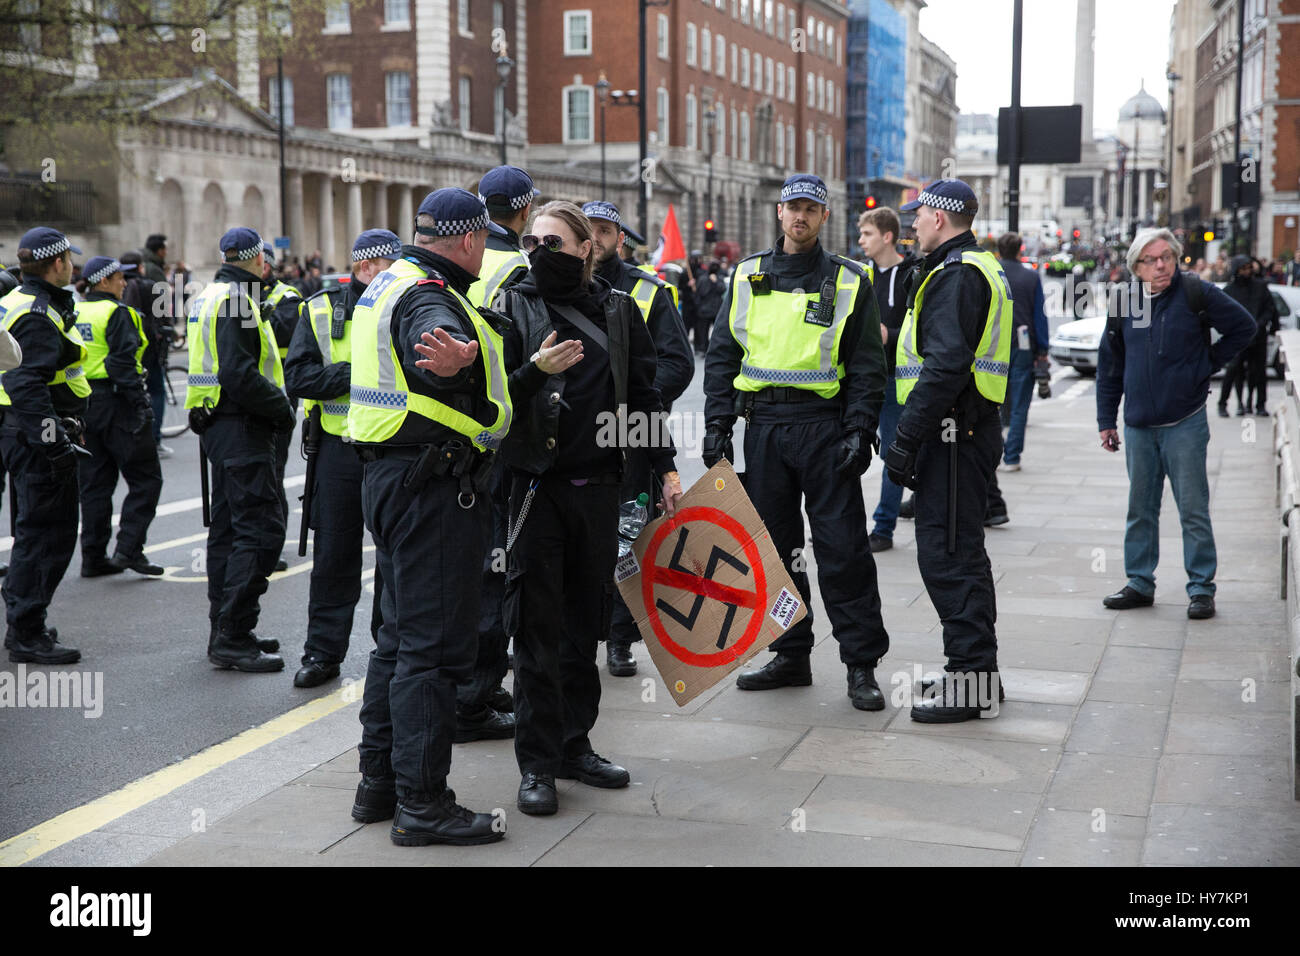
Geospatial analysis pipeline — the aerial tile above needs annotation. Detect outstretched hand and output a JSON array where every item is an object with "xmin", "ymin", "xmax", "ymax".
[
  {"xmin": 414, "ymin": 327, "xmax": 479, "ymax": 376},
  {"xmin": 533, "ymin": 330, "xmax": 583, "ymax": 374}
]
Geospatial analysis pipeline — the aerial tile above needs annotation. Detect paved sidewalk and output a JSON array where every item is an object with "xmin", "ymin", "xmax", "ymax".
[{"xmin": 37, "ymin": 377, "xmax": 1300, "ymax": 867}]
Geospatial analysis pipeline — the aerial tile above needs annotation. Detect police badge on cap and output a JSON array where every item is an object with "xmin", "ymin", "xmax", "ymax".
[{"xmin": 780, "ymin": 174, "xmax": 829, "ymax": 206}]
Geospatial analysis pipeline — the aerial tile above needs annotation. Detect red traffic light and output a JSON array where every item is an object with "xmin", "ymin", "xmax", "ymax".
[
  {"xmin": 1072, "ymin": 229, "xmax": 1081, "ymax": 239},
  {"xmin": 864, "ymin": 196, "xmax": 877, "ymax": 209},
  {"xmin": 704, "ymin": 219, "xmax": 715, "ymax": 230}
]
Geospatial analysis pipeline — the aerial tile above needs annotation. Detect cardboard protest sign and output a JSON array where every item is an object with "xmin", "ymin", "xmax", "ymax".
[{"xmin": 613, "ymin": 460, "xmax": 807, "ymax": 706}]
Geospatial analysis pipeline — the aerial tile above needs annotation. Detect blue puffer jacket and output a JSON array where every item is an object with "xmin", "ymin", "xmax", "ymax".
[{"xmin": 1096, "ymin": 269, "xmax": 1255, "ymax": 430}]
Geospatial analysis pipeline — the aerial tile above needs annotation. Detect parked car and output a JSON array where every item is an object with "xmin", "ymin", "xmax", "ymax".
[{"xmin": 319, "ymin": 273, "xmax": 351, "ymax": 294}]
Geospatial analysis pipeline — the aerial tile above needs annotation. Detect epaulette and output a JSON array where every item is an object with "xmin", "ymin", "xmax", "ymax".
[
  {"xmin": 416, "ymin": 277, "xmax": 445, "ymax": 287},
  {"xmin": 943, "ymin": 249, "xmax": 966, "ymax": 267},
  {"xmin": 305, "ymin": 287, "xmax": 334, "ymax": 303},
  {"xmin": 828, "ymin": 254, "xmax": 869, "ymax": 279}
]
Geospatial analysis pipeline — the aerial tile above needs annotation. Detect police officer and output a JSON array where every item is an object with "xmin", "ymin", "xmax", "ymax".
[
  {"xmin": 186, "ymin": 227, "xmax": 290, "ymax": 673},
  {"xmin": 74, "ymin": 256, "xmax": 164, "ymax": 577},
  {"xmin": 583, "ymin": 200, "xmax": 694, "ymax": 676},
  {"xmin": 262, "ymin": 240, "xmax": 304, "ymax": 573},
  {"xmin": 883, "ymin": 179, "xmax": 1011, "ymax": 722},
  {"xmin": 1, "ymin": 228, "xmax": 89, "ymax": 664},
  {"xmin": 349, "ymin": 189, "xmax": 510, "ymax": 846},
  {"xmin": 284, "ymin": 229, "xmax": 400, "ymax": 689},
  {"xmin": 0, "ymin": 266, "xmax": 22, "ymax": 579},
  {"xmin": 467, "ymin": 165, "xmax": 534, "ymax": 309},
  {"xmin": 702, "ymin": 174, "xmax": 890, "ymax": 711}
]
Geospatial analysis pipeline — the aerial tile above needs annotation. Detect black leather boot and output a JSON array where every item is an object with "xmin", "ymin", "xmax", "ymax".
[
  {"xmin": 351, "ymin": 775, "xmax": 397, "ymax": 823},
  {"xmin": 846, "ymin": 665, "xmax": 885, "ymax": 711},
  {"xmin": 517, "ymin": 773, "xmax": 558, "ymax": 816},
  {"xmin": 735, "ymin": 653, "xmax": 812, "ymax": 690},
  {"xmin": 607, "ymin": 642, "xmax": 637, "ymax": 676},
  {"xmin": 911, "ymin": 671, "xmax": 1001, "ymax": 723},
  {"xmin": 454, "ymin": 705, "xmax": 516, "ymax": 742},
  {"xmin": 390, "ymin": 788, "xmax": 504, "ymax": 846},
  {"xmin": 8, "ymin": 627, "xmax": 80, "ymax": 665},
  {"xmin": 208, "ymin": 629, "xmax": 284, "ymax": 672}
]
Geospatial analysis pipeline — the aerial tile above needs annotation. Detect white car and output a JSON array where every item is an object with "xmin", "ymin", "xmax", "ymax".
[{"xmin": 1048, "ymin": 283, "xmax": 1300, "ymax": 378}]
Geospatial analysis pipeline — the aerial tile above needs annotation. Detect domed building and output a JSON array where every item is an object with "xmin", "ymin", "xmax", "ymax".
[{"xmin": 1115, "ymin": 82, "xmax": 1167, "ymax": 234}]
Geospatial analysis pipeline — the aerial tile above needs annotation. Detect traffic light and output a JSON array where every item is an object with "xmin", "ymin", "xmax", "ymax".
[
  {"xmin": 1072, "ymin": 229, "xmax": 1081, "ymax": 240},
  {"xmin": 864, "ymin": 195, "xmax": 877, "ymax": 210},
  {"xmin": 1204, "ymin": 229, "xmax": 1215, "ymax": 242},
  {"xmin": 704, "ymin": 219, "xmax": 717, "ymax": 243}
]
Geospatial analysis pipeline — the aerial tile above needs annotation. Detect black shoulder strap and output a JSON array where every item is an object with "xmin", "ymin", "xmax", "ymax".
[
  {"xmin": 1183, "ymin": 274, "xmax": 1212, "ymax": 350},
  {"xmin": 606, "ymin": 297, "xmax": 630, "ymax": 412}
]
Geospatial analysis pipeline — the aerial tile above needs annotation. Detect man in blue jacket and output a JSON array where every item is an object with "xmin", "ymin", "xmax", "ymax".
[
  {"xmin": 996, "ymin": 232, "xmax": 1051, "ymax": 471},
  {"xmin": 1096, "ymin": 228, "xmax": 1255, "ymax": 620}
]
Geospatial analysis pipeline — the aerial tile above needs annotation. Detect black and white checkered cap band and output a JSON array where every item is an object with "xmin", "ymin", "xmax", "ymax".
[
  {"xmin": 915, "ymin": 190, "xmax": 973, "ymax": 213},
  {"xmin": 223, "ymin": 242, "xmax": 263, "ymax": 260},
  {"xmin": 420, "ymin": 211, "xmax": 491, "ymax": 236},
  {"xmin": 479, "ymin": 191, "xmax": 533, "ymax": 211},
  {"xmin": 781, "ymin": 182, "xmax": 828, "ymax": 204},
  {"xmin": 86, "ymin": 260, "xmax": 121, "ymax": 285},
  {"xmin": 28, "ymin": 236, "xmax": 71, "ymax": 260},
  {"xmin": 352, "ymin": 241, "xmax": 402, "ymax": 262}
]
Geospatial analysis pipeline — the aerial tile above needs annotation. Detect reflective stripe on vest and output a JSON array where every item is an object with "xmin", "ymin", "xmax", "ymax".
[
  {"xmin": 302, "ymin": 293, "xmax": 352, "ymax": 438},
  {"xmin": 629, "ymin": 278, "xmax": 657, "ymax": 323},
  {"xmin": 75, "ymin": 298, "xmax": 147, "ymax": 380},
  {"xmin": 895, "ymin": 248, "xmax": 1011, "ymax": 405},
  {"xmin": 0, "ymin": 289, "xmax": 91, "ymax": 404},
  {"xmin": 347, "ymin": 258, "xmax": 513, "ymax": 451},
  {"xmin": 466, "ymin": 246, "xmax": 529, "ymax": 310},
  {"xmin": 185, "ymin": 280, "xmax": 284, "ymax": 409},
  {"xmin": 727, "ymin": 257, "xmax": 861, "ymax": 398}
]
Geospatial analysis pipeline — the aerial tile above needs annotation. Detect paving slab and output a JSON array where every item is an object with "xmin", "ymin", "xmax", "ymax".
[
  {"xmin": 1153, "ymin": 753, "xmax": 1298, "ymax": 808},
  {"xmin": 1164, "ymin": 712, "xmax": 1292, "ymax": 757},
  {"xmin": 1143, "ymin": 804, "xmax": 1300, "ymax": 866},
  {"xmin": 1044, "ymin": 752, "xmax": 1160, "ymax": 817},
  {"xmin": 1022, "ymin": 809, "xmax": 1148, "ymax": 866},
  {"xmin": 1066, "ymin": 701, "xmax": 1170, "ymax": 758}
]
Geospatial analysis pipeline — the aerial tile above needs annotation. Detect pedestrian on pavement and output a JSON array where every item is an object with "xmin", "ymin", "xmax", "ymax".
[
  {"xmin": 349, "ymin": 188, "xmax": 511, "ymax": 846},
  {"xmin": 1, "ymin": 228, "xmax": 89, "ymax": 665},
  {"xmin": 996, "ymin": 232, "xmax": 1051, "ymax": 471},
  {"xmin": 1097, "ymin": 227, "xmax": 1256, "ymax": 620},
  {"xmin": 260, "ymin": 241, "xmax": 304, "ymax": 574},
  {"xmin": 493, "ymin": 200, "xmax": 683, "ymax": 817},
  {"xmin": 883, "ymin": 179, "xmax": 1011, "ymax": 722},
  {"xmin": 693, "ymin": 259, "xmax": 726, "ymax": 355},
  {"xmin": 704, "ymin": 173, "xmax": 891, "ymax": 711},
  {"xmin": 186, "ymin": 228, "xmax": 290, "ymax": 672},
  {"xmin": 127, "ymin": 241, "xmax": 172, "ymax": 455},
  {"xmin": 283, "ymin": 229, "xmax": 400, "ymax": 689},
  {"xmin": 857, "ymin": 204, "xmax": 918, "ymax": 553},
  {"xmin": 74, "ymin": 256, "xmax": 165, "ymax": 579},
  {"xmin": 1216, "ymin": 254, "xmax": 1278, "ymax": 418},
  {"xmin": 584, "ymin": 199, "xmax": 694, "ymax": 678}
]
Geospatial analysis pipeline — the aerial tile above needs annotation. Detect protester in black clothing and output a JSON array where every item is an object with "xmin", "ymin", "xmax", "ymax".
[
  {"xmin": 491, "ymin": 200, "xmax": 683, "ymax": 818},
  {"xmin": 1217, "ymin": 254, "xmax": 1279, "ymax": 417},
  {"xmin": 692, "ymin": 260, "xmax": 726, "ymax": 353}
]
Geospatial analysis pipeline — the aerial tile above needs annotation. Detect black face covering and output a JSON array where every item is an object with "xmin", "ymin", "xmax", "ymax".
[{"xmin": 529, "ymin": 246, "xmax": 587, "ymax": 299}]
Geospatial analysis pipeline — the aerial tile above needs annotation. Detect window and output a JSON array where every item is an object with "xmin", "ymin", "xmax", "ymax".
[
  {"xmin": 816, "ymin": 19, "xmax": 824, "ymax": 57},
  {"xmin": 149, "ymin": 0, "xmax": 172, "ymax": 40},
  {"xmin": 458, "ymin": 76, "xmax": 472, "ymax": 131},
  {"xmin": 806, "ymin": 72, "xmax": 813, "ymax": 107},
  {"xmin": 564, "ymin": 11, "xmax": 591, "ymax": 55},
  {"xmin": 827, "ymin": 80, "xmax": 834, "ymax": 116},
  {"xmin": 826, "ymin": 25, "xmax": 834, "ymax": 61},
  {"xmin": 730, "ymin": 43, "xmax": 737, "ymax": 83},
  {"xmin": 686, "ymin": 93, "xmax": 698, "ymax": 149},
  {"xmin": 776, "ymin": 3, "xmax": 784, "ymax": 42},
  {"xmin": 268, "ymin": 76, "xmax": 294, "ymax": 126},
  {"xmin": 457, "ymin": 0, "xmax": 471, "ymax": 36},
  {"xmin": 741, "ymin": 48, "xmax": 749, "ymax": 88},
  {"xmin": 716, "ymin": 35, "xmax": 725, "ymax": 76},
  {"xmin": 658, "ymin": 13, "xmax": 669, "ymax": 59},
  {"xmin": 326, "ymin": 73, "xmax": 352, "ymax": 130},
  {"xmin": 656, "ymin": 87, "xmax": 669, "ymax": 145},
  {"xmin": 805, "ymin": 128, "xmax": 814, "ymax": 169},
  {"xmin": 826, "ymin": 133, "xmax": 835, "ymax": 179},
  {"xmin": 775, "ymin": 120, "xmax": 785, "ymax": 166},
  {"xmin": 492, "ymin": 0, "xmax": 503, "ymax": 30},
  {"xmin": 765, "ymin": 57, "xmax": 773, "ymax": 95},
  {"xmin": 786, "ymin": 126, "xmax": 794, "ymax": 168},
  {"xmin": 740, "ymin": 0, "xmax": 749, "ymax": 24},
  {"xmin": 765, "ymin": 0, "xmax": 773, "ymax": 34},
  {"xmin": 686, "ymin": 23, "xmax": 697, "ymax": 66},
  {"xmin": 701, "ymin": 27, "xmax": 712, "ymax": 71},
  {"xmin": 787, "ymin": 66, "xmax": 795, "ymax": 102},
  {"xmin": 775, "ymin": 61, "xmax": 784, "ymax": 99},
  {"xmin": 384, "ymin": 0, "xmax": 408, "ymax": 25},
  {"xmin": 715, "ymin": 107, "xmax": 725, "ymax": 157},
  {"xmin": 817, "ymin": 75, "xmax": 824, "ymax": 112},
  {"xmin": 730, "ymin": 106, "xmax": 738, "ymax": 157},
  {"xmin": 740, "ymin": 111, "xmax": 750, "ymax": 161},
  {"xmin": 564, "ymin": 85, "xmax": 593, "ymax": 142},
  {"xmin": 386, "ymin": 71, "xmax": 411, "ymax": 126},
  {"xmin": 324, "ymin": 0, "xmax": 349, "ymax": 31}
]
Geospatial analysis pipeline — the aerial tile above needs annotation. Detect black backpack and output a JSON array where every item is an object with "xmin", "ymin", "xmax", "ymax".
[{"xmin": 1104, "ymin": 272, "xmax": 1211, "ymax": 363}]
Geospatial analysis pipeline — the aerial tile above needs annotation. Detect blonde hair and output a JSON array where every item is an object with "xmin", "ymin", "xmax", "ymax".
[{"xmin": 535, "ymin": 200, "xmax": 596, "ymax": 286}]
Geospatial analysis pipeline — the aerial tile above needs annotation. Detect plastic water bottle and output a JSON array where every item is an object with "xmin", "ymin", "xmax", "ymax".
[{"xmin": 617, "ymin": 492, "xmax": 651, "ymax": 557}]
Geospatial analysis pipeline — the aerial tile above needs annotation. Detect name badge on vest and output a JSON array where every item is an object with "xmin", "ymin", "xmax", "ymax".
[{"xmin": 803, "ymin": 301, "xmax": 830, "ymax": 327}]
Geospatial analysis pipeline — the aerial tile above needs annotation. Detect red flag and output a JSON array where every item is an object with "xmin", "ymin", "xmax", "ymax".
[{"xmin": 652, "ymin": 204, "xmax": 687, "ymax": 267}]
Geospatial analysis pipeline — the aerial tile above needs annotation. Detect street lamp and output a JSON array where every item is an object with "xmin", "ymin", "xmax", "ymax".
[
  {"xmin": 496, "ymin": 43, "xmax": 514, "ymax": 167},
  {"xmin": 597, "ymin": 71, "xmax": 611, "ymax": 200},
  {"xmin": 704, "ymin": 104, "xmax": 717, "ymax": 238}
]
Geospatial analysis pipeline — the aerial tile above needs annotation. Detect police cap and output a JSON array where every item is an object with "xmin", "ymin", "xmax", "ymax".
[
  {"xmin": 352, "ymin": 229, "xmax": 403, "ymax": 262},
  {"xmin": 901, "ymin": 179, "xmax": 980, "ymax": 216},
  {"xmin": 17, "ymin": 227, "xmax": 81, "ymax": 263}
]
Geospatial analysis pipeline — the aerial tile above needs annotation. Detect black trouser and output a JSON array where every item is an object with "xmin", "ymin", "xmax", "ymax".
[
  {"xmin": 302, "ymin": 432, "xmax": 382, "ymax": 665},
  {"xmin": 506, "ymin": 474, "xmax": 618, "ymax": 776},
  {"xmin": 1244, "ymin": 335, "xmax": 1269, "ymax": 406},
  {"xmin": 986, "ymin": 460, "xmax": 1006, "ymax": 518},
  {"xmin": 357, "ymin": 454, "xmax": 487, "ymax": 801},
  {"xmin": 1219, "ymin": 355, "xmax": 1247, "ymax": 407},
  {"xmin": 78, "ymin": 386, "xmax": 163, "ymax": 562},
  {"xmin": 743, "ymin": 410, "xmax": 889, "ymax": 665},
  {"xmin": 460, "ymin": 460, "xmax": 510, "ymax": 710},
  {"xmin": 271, "ymin": 398, "xmax": 296, "ymax": 555},
  {"xmin": 914, "ymin": 405, "xmax": 1001, "ymax": 672},
  {"xmin": 607, "ymin": 446, "xmax": 656, "ymax": 647},
  {"xmin": 203, "ymin": 415, "xmax": 284, "ymax": 635},
  {"xmin": 1, "ymin": 426, "xmax": 79, "ymax": 640}
]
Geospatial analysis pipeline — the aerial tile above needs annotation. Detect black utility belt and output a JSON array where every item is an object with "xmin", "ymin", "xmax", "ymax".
[
  {"xmin": 752, "ymin": 387, "xmax": 839, "ymax": 404},
  {"xmin": 359, "ymin": 439, "xmax": 496, "ymax": 507}
]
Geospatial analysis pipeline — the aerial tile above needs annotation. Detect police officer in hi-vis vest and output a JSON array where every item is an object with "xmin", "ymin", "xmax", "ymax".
[
  {"xmin": 1, "ymin": 227, "xmax": 90, "ymax": 664},
  {"xmin": 582, "ymin": 199, "xmax": 694, "ymax": 677},
  {"xmin": 74, "ymin": 256, "xmax": 164, "ymax": 578},
  {"xmin": 884, "ymin": 179, "xmax": 1011, "ymax": 722},
  {"xmin": 702, "ymin": 174, "xmax": 891, "ymax": 711},
  {"xmin": 186, "ymin": 227, "xmax": 293, "ymax": 673},
  {"xmin": 349, "ymin": 189, "xmax": 512, "ymax": 847},
  {"xmin": 283, "ymin": 229, "xmax": 400, "ymax": 689},
  {"xmin": 262, "ymin": 240, "xmax": 303, "ymax": 573}
]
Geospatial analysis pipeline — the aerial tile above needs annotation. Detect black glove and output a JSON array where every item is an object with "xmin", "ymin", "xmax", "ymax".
[
  {"xmin": 884, "ymin": 426, "xmax": 921, "ymax": 491},
  {"xmin": 835, "ymin": 428, "xmax": 872, "ymax": 477},
  {"xmin": 45, "ymin": 441, "xmax": 81, "ymax": 481},
  {"xmin": 701, "ymin": 420, "xmax": 734, "ymax": 469}
]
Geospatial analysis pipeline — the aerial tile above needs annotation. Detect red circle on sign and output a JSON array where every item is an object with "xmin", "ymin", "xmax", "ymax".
[{"xmin": 640, "ymin": 506, "xmax": 767, "ymax": 667}]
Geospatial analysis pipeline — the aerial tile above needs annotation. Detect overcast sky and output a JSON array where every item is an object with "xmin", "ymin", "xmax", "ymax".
[{"xmin": 917, "ymin": 0, "xmax": 1177, "ymax": 134}]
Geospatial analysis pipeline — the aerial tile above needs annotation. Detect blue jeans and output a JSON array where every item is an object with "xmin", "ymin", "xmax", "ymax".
[
  {"xmin": 1002, "ymin": 349, "xmax": 1035, "ymax": 465},
  {"xmin": 872, "ymin": 373, "xmax": 904, "ymax": 539},
  {"xmin": 1122, "ymin": 407, "xmax": 1216, "ymax": 598}
]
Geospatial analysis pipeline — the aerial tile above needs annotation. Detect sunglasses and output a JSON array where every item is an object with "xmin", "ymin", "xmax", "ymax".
[{"xmin": 521, "ymin": 234, "xmax": 565, "ymax": 253}]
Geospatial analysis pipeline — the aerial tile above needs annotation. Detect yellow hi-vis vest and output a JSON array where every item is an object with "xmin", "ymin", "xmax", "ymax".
[
  {"xmin": 302, "ymin": 292, "xmax": 352, "ymax": 438},
  {"xmin": 75, "ymin": 297, "xmax": 147, "ymax": 380},
  {"xmin": 0, "ymin": 288, "xmax": 91, "ymax": 404},
  {"xmin": 347, "ymin": 258, "xmax": 512, "ymax": 451},
  {"xmin": 466, "ymin": 246, "xmax": 529, "ymax": 310},
  {"xmin": 184, "ymin": 280, "xmax": 284, "ymax": 409},
  {"xmin": 265, "ymin": 281, "xmax": 302, "ymax": 361},
  {"xmin": 639, "ymin": 263, "xmax": 680, "ymax": 307},
  {"xmin": 628, "ymin": 277, "xmax": 661, "ymax": 324},
  {"xmin": 895, "ymin": 248, "xmax": 1011, "ymax": 405},
  {"xmin": 726, "ymin": 255, "xmax": 865, "ymax": 399}
]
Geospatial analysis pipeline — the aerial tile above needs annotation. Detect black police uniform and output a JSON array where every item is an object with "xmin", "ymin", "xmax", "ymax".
[
  {"xmin": 283, "ymin": 277, "xmax": 383, "ymax": 678},
  {"xmin": 1, "ymin": 274, "xmax": 87, "ymax": 661},
  {"xmin": 704, "ymin": 236, "xmax": 891, "ymax": 682},
  {"xmin": 262, "ymin": 275, "xmax": 303, "ymax": 556},
  {"xmin": 202, "ymin": 264, "xmax": 291, "ymax": 666},
  {"xmin": 77, "ymin": 290, "xmax": 163, "ymax": 571},
  {"xmin": 893, "ymin": 231, "xmax": 1001, "ymax": 674}
]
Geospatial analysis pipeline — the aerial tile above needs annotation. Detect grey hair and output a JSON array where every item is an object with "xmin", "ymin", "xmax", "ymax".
[{"xmin": 1126, "ymin": 227, "xmax": 1183, "ymax": 272}]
